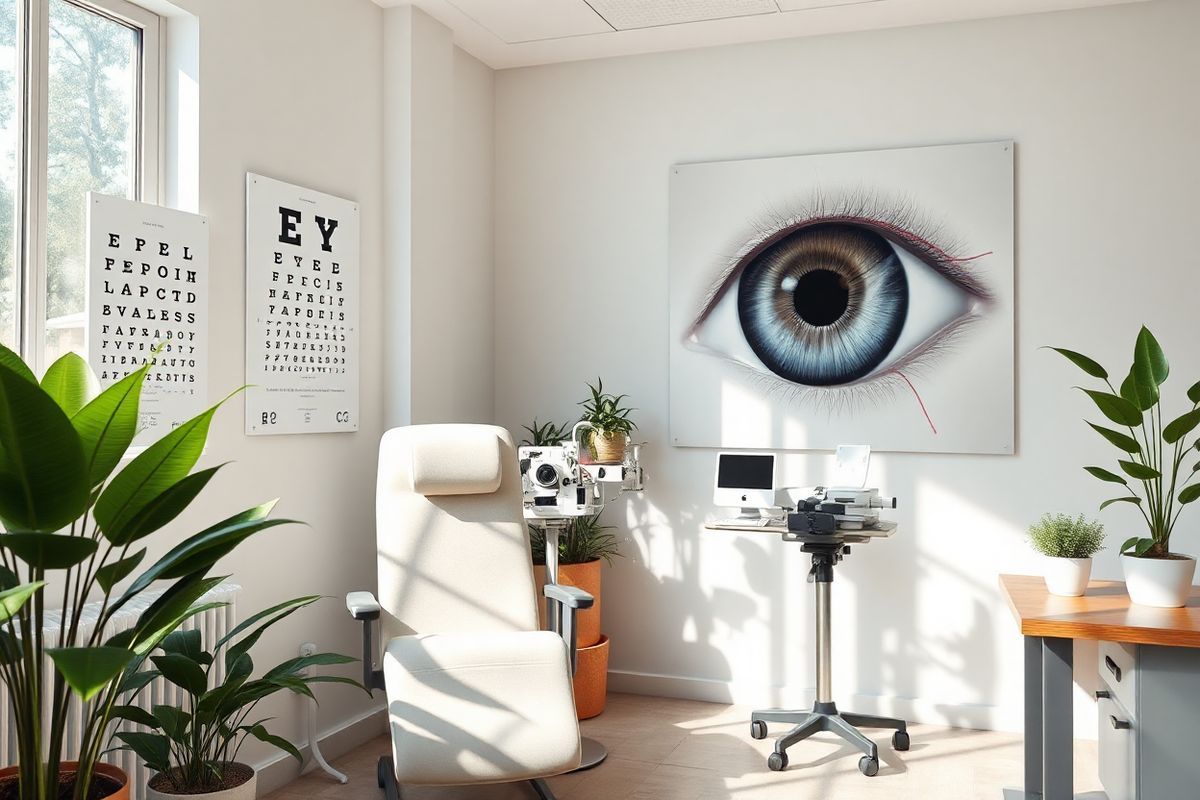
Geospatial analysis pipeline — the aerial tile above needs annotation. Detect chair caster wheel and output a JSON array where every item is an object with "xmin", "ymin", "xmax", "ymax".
[
  {"xmin": 767, "ymin": 751, "xmax": 788, "ymax": 772},
  {"xmin": 892, "ymin": 730, "xmax": 910, "ymax": 751},
  {"xmin": 377, "ymin": 758, "xmax": 389, "ymax": 788},
  {"xmin": 859, "ymin": 755, "xmax": 879, "ymax": 777},
  {"xmin": 750, "ymin": 720, "xmax": 768, "ymax": 740}
]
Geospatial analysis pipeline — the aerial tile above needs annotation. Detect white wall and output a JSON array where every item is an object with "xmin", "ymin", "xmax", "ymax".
[
  {"xmin": 144, "ymin": 0, "xmax": 386, "ymax": 782},
  {"xmin": 383, "ymin": 5, "xmax": 495, "ymax": 428},
  {"xmin": 494, "ymin": 0, "xmax": 1200, "ymax": 736}
]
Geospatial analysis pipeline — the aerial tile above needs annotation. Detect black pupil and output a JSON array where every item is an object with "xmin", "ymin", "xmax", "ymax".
[{"xmin": 792, "ymin": 269, "xmax": 849, "ymax": 327}]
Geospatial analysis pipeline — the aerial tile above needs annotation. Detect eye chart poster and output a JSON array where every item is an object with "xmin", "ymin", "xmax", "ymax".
[
  {"xmin": 245, "ymin": 173, "xmax": 359, "ymax": 435},
  {"xmin": 86, "ymin": 192, "xmax": 209, "ymax": 447}
]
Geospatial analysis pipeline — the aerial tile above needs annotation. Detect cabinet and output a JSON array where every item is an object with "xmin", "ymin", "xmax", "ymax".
[{"xmin": 1097, "ymin": 640, "xmax": 1200, "ymax": 800}]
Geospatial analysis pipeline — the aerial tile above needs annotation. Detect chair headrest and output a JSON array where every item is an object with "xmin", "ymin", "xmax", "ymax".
[{"xmin": 408, "ymin": 426, "xmax": 503, "ymax": 496}]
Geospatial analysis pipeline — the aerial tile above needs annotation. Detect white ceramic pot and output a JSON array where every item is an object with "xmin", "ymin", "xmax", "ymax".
[
  {"xmin": 146, "ymin": 766, "xmax": 256, "ymax": 800},
  {"xmin": 1043, "ymin": 556, "xmax": 1092, "ymax": 597},
  {"xmin": 1122, "ymin": 553, "xmax": 1197, "ymax": 608}
]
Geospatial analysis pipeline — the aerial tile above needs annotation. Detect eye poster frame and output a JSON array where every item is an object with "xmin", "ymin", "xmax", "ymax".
[
  {"xmin": 245, "ymin": 173, "xmax": 360, "ymax": 436},
  {"xmin": 85, "ymin": 192, "xmax": 210, "ymax": 448},
  {"xmin": 668, "ymin": 141, "xmax": 1014, "ymax": 455}
]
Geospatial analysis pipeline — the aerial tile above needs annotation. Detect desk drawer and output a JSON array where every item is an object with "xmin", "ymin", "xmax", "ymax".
[
  {"xmin": 1099, "ymin": 640, "xmax": 1137, "ymax": 715},
  {"xmin": 1098, "ymin": 693, "xmax": 1136, "ymax": 800}
]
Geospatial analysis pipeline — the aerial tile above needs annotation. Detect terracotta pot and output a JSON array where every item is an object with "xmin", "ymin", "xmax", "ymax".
[
  {"xmin": 147, "ymin": 764, "xmax": 257, "ymax": 800},
  {"xmin": 0, "ymin": 762, "xmax": 129, "ymax": 800},
  {"xmin": 591, "ymin": 431, "xmax": 626, "ymax": 464},
  {"xmin": 535, "ymin": 559, "xmax": 602, "ymax": 648},
  {"xmin": 573, "ymin": 634, "xmax": 610, "ymax": 720},
  {"xmin": 1122, "ymin": 553, "xmax": 1197, "ymax": 608}
]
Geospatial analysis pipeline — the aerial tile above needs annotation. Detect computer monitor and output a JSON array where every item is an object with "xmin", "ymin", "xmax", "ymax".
[{"xmin": 714, "ymin": 452, "xmax": 776, "ymax": 517}]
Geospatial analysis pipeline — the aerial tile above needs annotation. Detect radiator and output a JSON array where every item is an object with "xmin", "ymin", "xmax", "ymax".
[{"xmin": 0, "ymin": 583, "xmax": 240, "ymax": 800}]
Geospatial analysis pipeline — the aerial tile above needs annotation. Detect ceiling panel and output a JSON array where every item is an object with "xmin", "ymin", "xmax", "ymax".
[
  {"xmin": 446, "ymin": 0, "xmax": 612, "ymax": 43},
  {"xmin": 585, "ymin": 0, "xmax": 779, "ymax": 30},
  {"xmin": 400, "ymin": 0, "xmax": 1151, "ymax": 69},
  {"xmin": 776, "ymin": 0, "xmax": 886, "ymax": 10}
]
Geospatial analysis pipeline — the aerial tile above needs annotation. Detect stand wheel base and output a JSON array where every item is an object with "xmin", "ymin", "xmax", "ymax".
[
  {"xmin": 892, "ymin": 730, "xmax": 910, "ymax": 751},
  {"xmin": 767, "ymin": 751, "xmax": 788, "ymax": 772},
  {"xmin": 750, "ymin": 720, "xmax": 768, "ymax": 740},
  {"xmin": 859, "ymin": 755, "xmax": 879, "ymax": 777},
  {"xmin": 377, "ymin": 758, "xmax": 388, "ymax": 788}
]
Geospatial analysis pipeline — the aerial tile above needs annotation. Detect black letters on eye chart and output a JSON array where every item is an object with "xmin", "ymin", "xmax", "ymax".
[
  {"xmin": 245, "ymin": 173, "xmax": 360, "ymax": 435},
  {"xmin": 87, "ymin": 193, "xmax": 210, "ymax": 446}
]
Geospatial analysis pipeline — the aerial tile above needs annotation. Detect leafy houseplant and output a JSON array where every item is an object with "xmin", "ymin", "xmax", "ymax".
[
  {"xmin": 520, "ymin": 419, "xmax": 573, "ymax": 448},
  {"xmin": 1049, "ymin": 326, "xmax": 1200, "ymax": 605},
  {"xmin": 529, "ymin": 514, "xmax": 621, "ymax": 568},
  {"xmin": 119, "ymin": 597, "xmax": 362, "ymax": 800},
  {"xmin": 578, "ymin": 379, "xmax": 636, "ymax": 464},
  {"xmin": 0, "ymin": 344, "xmax": 295, "ymax": 800},
  {"xmin": 1028, "ymin": 514, "xmax": 1105, "ymax": 597}
]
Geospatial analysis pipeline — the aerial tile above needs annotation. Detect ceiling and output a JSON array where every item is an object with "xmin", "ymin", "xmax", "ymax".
[{"xmin": 372, "ymin": 0, "xmax": 1148, "ymax": 69}]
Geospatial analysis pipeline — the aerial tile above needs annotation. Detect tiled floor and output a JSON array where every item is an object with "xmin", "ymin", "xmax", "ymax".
[{"xmin": 266, "ymin": 694, "xmax": 1101, "ymax": 800}]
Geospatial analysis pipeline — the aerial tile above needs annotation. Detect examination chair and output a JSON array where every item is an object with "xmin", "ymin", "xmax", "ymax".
[{"xmin": 347, "ymin": 424, "xmax": 592, "ymax": 800}]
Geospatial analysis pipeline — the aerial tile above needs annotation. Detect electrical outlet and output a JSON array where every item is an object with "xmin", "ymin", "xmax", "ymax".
[{"xmin": 299, "ymin": 642, "xmax": 317, "ymax": 675}]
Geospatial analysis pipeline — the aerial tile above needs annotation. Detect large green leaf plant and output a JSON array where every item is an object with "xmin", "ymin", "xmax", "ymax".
[
  {"xmin": 1049, "ymin": 326, "xmax": 1200, "ymax": 559},
  {"xmin": 0, "ymin": 344, "xmax": 297, "ymax": 800}
]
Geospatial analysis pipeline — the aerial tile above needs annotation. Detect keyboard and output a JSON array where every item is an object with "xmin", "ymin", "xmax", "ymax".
[{"xmin": 711, "ymin": 517, "xmax": 779, "ymax": 528}]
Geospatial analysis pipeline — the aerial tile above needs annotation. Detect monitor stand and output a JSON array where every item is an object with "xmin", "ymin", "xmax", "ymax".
[{"xmin": 732, "ymin": 507, "xmax": 768, "ymax": 521}]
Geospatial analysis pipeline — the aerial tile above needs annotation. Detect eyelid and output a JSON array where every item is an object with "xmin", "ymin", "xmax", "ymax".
[{"xmin": 687, "ymin": 207, "xmax": 994, "ymax": 337}]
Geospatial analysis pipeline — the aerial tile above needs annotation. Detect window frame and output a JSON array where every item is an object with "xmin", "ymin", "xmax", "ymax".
[{"xmin": 16, "ymin": 0, "xmax": 160, "ymax": 373}]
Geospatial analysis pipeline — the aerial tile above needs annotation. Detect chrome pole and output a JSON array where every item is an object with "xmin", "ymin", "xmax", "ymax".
[{"xmin": 816, "ymin": 580, "xmax": 832, "ymax": 704}]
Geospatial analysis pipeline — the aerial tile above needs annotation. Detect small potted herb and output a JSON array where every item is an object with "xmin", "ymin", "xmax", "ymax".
[
  {"xmin": 120, "ymin": 597, "xmax": 364, "ymax": 800},
  {"xmin": 1028, "ymin": 514, "xmax": 1106, "ymax": 596},
  {"xmin": 578, "ymin": 378, "xmax": 637, "ymax": 464}
]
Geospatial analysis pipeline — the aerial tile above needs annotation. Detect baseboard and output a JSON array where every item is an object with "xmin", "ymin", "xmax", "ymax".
[
  {"xmin": 254, "ymin": 704, "xmax": 388, "ymax": 797},
  {"xmin": 607, "ymin": 669, "xmax": 1016, "ymax": 732}
]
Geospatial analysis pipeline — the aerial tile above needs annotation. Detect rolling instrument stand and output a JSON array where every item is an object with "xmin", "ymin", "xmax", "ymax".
[{"xmin": 750, "ymin": 537, "xmax": 909, "ymax": 777}]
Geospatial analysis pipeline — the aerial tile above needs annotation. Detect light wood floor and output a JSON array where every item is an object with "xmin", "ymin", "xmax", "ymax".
[{"xmin": 266, "ymin": 694, "xmax": 1101, "ymax": 800}]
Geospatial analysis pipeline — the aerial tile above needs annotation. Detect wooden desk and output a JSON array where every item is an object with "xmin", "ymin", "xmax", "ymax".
[{"xmin": 999, "ymin": 574, "xmax": 1200, "ymax": 799}]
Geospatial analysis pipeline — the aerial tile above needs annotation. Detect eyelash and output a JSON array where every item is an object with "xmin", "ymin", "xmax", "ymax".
[{"xmin": 687, "ymin": 188, "xmax": 993, "ymax": 410}]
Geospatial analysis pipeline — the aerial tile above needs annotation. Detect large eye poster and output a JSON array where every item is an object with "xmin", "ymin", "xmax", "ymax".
[
  {"xmin": 668, "ymin": 142, "xmax": 1014, "ymax": 455},
  {"xmin": 245, "ymin": 173, "xmax": 359, "ymax": 435},
  {"xmin": 86, "ymin": 192, "xmax": 210, "ymax": 448}
]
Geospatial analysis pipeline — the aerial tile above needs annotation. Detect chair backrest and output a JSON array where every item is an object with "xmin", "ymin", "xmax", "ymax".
[{"xmin": 376, "ymin": 424, "xmax": 540, "ymax": 638}]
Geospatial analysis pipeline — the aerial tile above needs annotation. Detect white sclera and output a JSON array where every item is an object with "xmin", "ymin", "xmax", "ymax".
[{"xmin": 684, "ymin": 240, "xmax": 976, "ymax": 384}]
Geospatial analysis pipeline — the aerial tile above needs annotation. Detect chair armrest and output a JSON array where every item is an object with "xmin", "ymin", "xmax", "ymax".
[
  {"xmin": 543, "ymin": 583, "xmax": 594, "ymax": 610},
  {"xmin": 347, "ymin": 591, "xmax": 381, "ymax": 621},
  {"xmin": 346, "ymin": 591, "xmax": 385, "ymax": 691}
]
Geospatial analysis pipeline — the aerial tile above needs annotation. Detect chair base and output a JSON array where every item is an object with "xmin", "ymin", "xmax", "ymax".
[
  {"xmin": 376, "ymin": 757, "xmax": 563, "ymax": 799},
  {"xmin": 749, "ymin": 702, "xmax": 908, "ymax": 777}
]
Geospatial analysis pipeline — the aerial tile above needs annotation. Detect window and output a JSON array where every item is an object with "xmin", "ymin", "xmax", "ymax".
[{"xmin": 0, "ymin": 0, "xmax": 158, "ymax": 372}]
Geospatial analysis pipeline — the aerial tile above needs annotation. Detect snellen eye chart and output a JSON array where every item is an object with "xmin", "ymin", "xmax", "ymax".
[
  {"xmin": 245, "ymin": 173, "xmax": 360, "ymax": 435},
  {"xmin": 86, "ymin": 192, "xmax": 210, "ymax": 448}
]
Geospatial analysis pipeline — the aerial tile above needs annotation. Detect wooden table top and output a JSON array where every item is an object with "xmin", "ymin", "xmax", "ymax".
[{"xmin": 999, "ymin": 573, "xmax": 1200, "ymax": 647}]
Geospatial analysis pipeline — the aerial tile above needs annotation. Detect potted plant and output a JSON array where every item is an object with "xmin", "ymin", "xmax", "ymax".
[
  {"xmin": 1028, "ymin": 513, "xmax": 1106, "ymax": 596},
  {"xmin": 0, "ymin": 343, "xmax": 296, "ymax": 800},
  {"xmin": 530, "ymin": 513, "xmax": 620, "ymax": 719},
  {"xmin": 520, "ymin": 419, "xmax": 573, "ymax": 447},
  {"xmin": 578, "ymin": 379, "xmax": 637, "ymax": 464},
  {"xmin": 116, "ymin": 597, "xmax": 363, "ymax": 800},
  {"xmin": 1049, "ymin": 326, "xmax": 1200, "ymax": 606}
]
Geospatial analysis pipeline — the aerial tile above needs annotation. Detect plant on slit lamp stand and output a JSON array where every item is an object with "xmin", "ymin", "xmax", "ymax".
[
  {"xmin": 1049, "ymin": 325, "xmax": 1200, "ymax": 607},
  {"xmin": 530, "ymin": 513, "xmax": 620, "ymax": 720},
  {"xmin": 0, "ymin": 343, "xmax": 297, "ymax": 800},
  {"xmin": 117, "ymin": 597, "xmax": 366, "ymax": 800},
  {"xmin": 1028, "ymin": 514, "xmax": 1105, "ymax": 597},
  {"xmin": 578, "ymin": 379, "xmax": 637, "ymax": 464}
]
